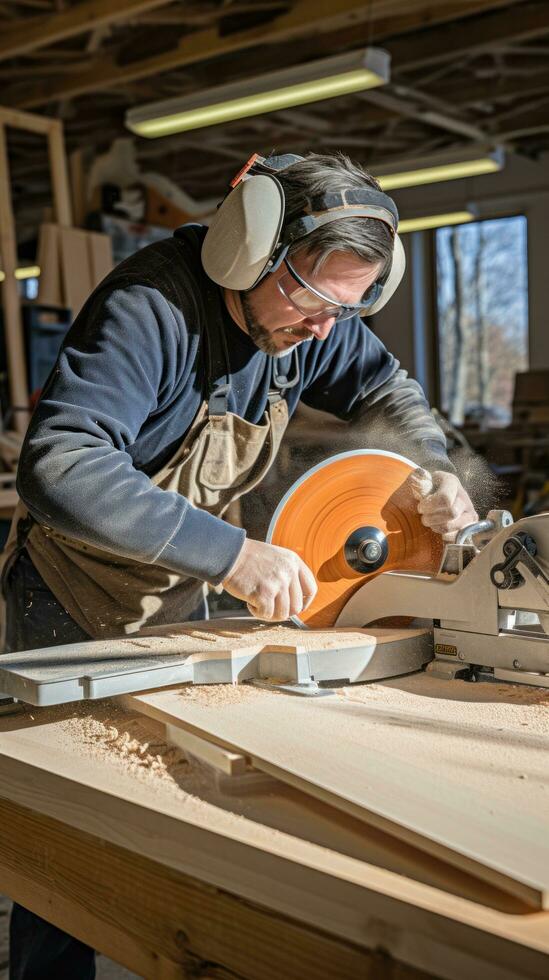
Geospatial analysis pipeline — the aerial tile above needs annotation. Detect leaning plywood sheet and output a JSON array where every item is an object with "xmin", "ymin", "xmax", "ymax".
[
  {"xmin": 127, "ymin": 673, "xmax": 549, "ymax": 910},
  {"xmin": 0, "ymin": 621, "xmax": 430, "ymax": 705}
]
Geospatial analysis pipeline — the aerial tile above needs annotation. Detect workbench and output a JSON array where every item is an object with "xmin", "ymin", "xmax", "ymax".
[{"xmin": 0, "ymin": 675, "xmax": 548, "ymax": 980}]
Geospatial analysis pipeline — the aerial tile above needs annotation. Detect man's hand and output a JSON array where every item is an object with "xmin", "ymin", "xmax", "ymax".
[
  {"xmin": 411, "ymin": 469, "xmax": 478, "ymax": 542},
  {"xmin": 222, "ymin": 538, "xmax": 318, "ymax": 621}
]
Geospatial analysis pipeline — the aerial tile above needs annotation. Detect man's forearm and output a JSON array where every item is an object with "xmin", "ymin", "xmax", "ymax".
[{"xmin": 347, "ymin": 368, "xmax": 456, "ymax": 474}]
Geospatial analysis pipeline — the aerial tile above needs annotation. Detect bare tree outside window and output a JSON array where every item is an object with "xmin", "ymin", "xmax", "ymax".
[{"xmin": 436, "ymin": 216, "xmax": 528, "ymax": 426}]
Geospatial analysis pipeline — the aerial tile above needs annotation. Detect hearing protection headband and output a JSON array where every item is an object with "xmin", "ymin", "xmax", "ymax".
[{"xmin": 201, "ymin": 151, "xmax": 405, "ymax": 314}]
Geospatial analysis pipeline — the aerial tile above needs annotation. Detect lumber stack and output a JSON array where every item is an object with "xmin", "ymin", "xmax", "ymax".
[{"xmin": 36, "ymin": 223, "xmax": 113, "ymax": 318}]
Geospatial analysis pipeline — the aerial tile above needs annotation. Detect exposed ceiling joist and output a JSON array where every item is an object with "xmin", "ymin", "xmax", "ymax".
[
  {"xmin": 388, "ymin": 0, "xmax": 549, "ymax": 73},
  {"xmin": 0, "ymin": 0, "xmax": 173, "ymax": 62},
  {"xmin": 495, "ymin": 101, "xmax": 549, "ymax": 137},
  {"xmin": 359, "ymin": 89, "xmax": 494, "ymax": 144},
  {"xmin": 434, "ymin": 66, "xmax": 549, "ymax": 108},
  {"xmin": 7, "ymin": 0, "xmax": 52, "ymax": 7},
  {"xmin": 129, "ymin": 2, "xmax": 291, "ymax": 28},
  {"xmin": 3, "ymin": 0, "xmax": 525, "ymax": 109},
  {"xmin": 3, "ymin": 0, "xmax": 371, "ymax": 107}
]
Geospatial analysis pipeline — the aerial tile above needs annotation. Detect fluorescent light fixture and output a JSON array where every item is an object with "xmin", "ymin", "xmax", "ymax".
[
  {"xmin": 398, "ymin": 211, "xmax": 474, "ymax": 234},
  {"xmin": 0, "ymin": 265, "xmax": 40, "ymax": 282},
  {"xmin": 126, "ymin": 48, "xmax": 390, "ymax": 138},
  {"xmin": 376, "ymin": 145, "xmax": 504, "ymax": 191}
]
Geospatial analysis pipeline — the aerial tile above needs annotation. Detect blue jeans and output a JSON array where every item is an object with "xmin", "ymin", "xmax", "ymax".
[{"xmin": 4, "ymin": 548, "xmax": 207, "ymax": 980}]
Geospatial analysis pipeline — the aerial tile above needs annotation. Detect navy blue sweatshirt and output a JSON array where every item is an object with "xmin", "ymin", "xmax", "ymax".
[{"xmin": 17, "ymin": 224, "xmax": 452, "ymax": 585}]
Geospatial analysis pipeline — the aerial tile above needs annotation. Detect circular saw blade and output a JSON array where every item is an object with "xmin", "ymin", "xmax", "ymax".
[{"xmin": 267, "ymin": 450, "xmax": 443, "ymax": 628}]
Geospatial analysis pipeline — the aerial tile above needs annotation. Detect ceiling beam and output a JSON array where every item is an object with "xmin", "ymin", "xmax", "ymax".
[
  {"xmin": 358, "ymin": 87, "xmax": 494, "ymax": 143},
  {"xmin": 387, "ymin": 0, "xmax": 549, "ymax": 73},
  {"xmin": 0, "ymin": 0, "xmax": 173, "ymax": 62},
  {"xmin": 432, "ymin": 67, "xmax": 549, "ymax": 108},
  {"xmin": 494, "ymin": 101, "xmax": 549, "ymax": 138},
  {"xmin": 130, "ymin": 2, "xmax": 291, "ymax": 28},
  {"xmin": 4, "ymin": 0, "xmax": 527, "ymax": 109}
]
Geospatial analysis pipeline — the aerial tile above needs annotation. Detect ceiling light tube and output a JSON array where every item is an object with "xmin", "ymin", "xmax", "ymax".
[
  {"xmin": 125, "ymin": 48, "xmax": 390, "ymax": 138},
  {"xmin": 376, "ymin": 146, "xmax": 504, "ymax": 191},
  {"xmin": 398, "ymin": 211, "xmax": 474, "ymax": 234},
  {"xmin": 0, "ymin": 265, "xmax": 40, "ymax": 282}
]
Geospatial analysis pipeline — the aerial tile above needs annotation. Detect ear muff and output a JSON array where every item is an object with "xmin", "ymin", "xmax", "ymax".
[
  {"xmin": 364, "ymin": 233, "xmax": 405, "ymax": 315},
  {"xmin": 202, "ymin": 173, "xmax": 285, "ymax": 290},
  {"xmin": 202, "ymin": 153, "xmax": 406, "ymax": 311}
]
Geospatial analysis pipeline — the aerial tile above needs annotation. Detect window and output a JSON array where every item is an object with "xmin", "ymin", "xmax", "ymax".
[{"xmin": 436, "ymin": 215, "xmax": 528, "ymax": 426}]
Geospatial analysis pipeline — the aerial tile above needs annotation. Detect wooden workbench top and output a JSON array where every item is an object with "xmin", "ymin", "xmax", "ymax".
[{"xmin": 0, "ymin": 679, "xmax": 547, "ymax": 979}]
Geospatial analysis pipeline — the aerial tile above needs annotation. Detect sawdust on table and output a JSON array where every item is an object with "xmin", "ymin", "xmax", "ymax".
[
  {"xmin": 28, "ymin": 700, "xmax": 302, "ymax": 853},
  {"xmin": 46, "ymin": 701, "xmax": 199, "ymax": 800},
  {"xmin": 137, "ymin": 620, "xmax": 380, "ymax": 651},
  {"xmin": 176, "ymin": 681, "xmax": 281, "ymax": 706},
  {"xmin": 338, "ymin": 674, "xmax": 549, "ymax": 738}
]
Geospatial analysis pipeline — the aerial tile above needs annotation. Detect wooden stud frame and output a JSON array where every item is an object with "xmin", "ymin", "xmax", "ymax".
[{"xmin": 0, "ymin": 106, "xmax": 72, "ymax": 433}]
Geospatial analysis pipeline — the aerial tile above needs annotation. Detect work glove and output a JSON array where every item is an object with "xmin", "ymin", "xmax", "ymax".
[
  {"xmin": 411, "ymin": 469, "xmax": 478, "ymax": 542},
  {"xmin": 222, "ymin": 538, "xmax": 318, "ymax": 621}
]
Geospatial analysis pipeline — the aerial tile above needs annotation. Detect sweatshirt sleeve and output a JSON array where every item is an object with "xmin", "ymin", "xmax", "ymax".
[{"xmin": 16, "ymin": 284, "xmax": 245, "ymax": 584}]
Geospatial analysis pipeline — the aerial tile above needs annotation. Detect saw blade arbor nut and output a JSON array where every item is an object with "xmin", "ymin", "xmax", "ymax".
[{"xmin": 345, "ymin": 526, "xmax": 388, "ymax": 573}]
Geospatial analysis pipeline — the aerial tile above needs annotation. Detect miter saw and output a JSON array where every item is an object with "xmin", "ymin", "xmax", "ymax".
[
  {"xmin": 1, "ymin": 448, "xmax": 549, "ymax": 707},
  {"xmin": 267, "ymin": 449, "xmax": 549, "ymax": 691}
]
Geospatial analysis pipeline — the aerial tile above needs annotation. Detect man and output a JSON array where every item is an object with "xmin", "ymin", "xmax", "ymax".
[{"xmin": 4, "ymin": 151, "xmax": 476, "ymax": 977}]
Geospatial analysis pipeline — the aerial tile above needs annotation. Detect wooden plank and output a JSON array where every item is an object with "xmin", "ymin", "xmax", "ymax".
[
  {"xmin": 87, "ymin": 230, "xmax": 113, "ymax": 285},
  {"xmin": 0, "ymin": 105, "xmax": 55, "ymax": 136},
  {"xmin": 126, "ymin": 677, "xmax": 549, "ymax": 911},
  {"xmin": 69, "ymin": 148, "xmax": 86, "ymax": 228},
  {"xmin": 167, "ymin": 722, "xmax": 248, "ymax": 776},
  {"xmin": 116, "ymin": 695, "xmax": 249, "ymax": 774},
  {"xmin": 59, "ymin": 226, "xmax": 92, "ymax": 317},
  {"xmin": 0, "ymin": 122, "xmax": 30, "ymax": 433},
  {"xmin": 1, "ymin": 708, "xmax": 549, "ymax": 980},
  {"xmin": 48, "ymin": 120, "xmax": 73, "ymax": 226},
  {"xmin": 36, "ymin": 222, "xmax": 62, "ymax": 306},
  {"xmin": 1, "ymin": 795, "xmax": 410, "ymax": 980}
]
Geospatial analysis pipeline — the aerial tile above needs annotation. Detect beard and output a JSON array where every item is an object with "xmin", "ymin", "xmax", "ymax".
[{"xmin": 240, "ymin": 291, "xmax": 312, "ymax": 358}]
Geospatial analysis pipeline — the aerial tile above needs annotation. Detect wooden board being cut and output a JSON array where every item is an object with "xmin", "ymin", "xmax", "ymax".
[{"xmin": 126, "ymin": 673, "xmax": 549, "ymax": 911}]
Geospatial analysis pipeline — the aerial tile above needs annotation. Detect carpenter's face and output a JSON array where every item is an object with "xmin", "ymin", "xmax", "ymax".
[{"xmin": 233, "ymin": 250, "xmax": 382, "ymax": 357}]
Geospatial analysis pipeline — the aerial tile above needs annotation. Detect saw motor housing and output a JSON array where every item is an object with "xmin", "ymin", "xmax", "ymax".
[{"xmin": 337, "ymin": 510, "xmax": 549, "ymax": 689}]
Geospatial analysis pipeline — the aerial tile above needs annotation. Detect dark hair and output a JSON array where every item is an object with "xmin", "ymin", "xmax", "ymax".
[{"xmin": 276, "ymin": 152, "xmax": 394, "ymax": 275}]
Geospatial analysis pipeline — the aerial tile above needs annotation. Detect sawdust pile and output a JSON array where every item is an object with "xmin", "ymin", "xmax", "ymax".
[
  {"xmin": 56, "ymin": 704, "xmax": 193, "ymax": 795},
  {"xmin": 78, "ymin": 715, "xmax": 189, "ymax": 781}
]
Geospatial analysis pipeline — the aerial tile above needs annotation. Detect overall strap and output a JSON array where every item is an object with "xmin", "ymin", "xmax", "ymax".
[{"xmin": 197, "ymin": 281, "xmax": 233, "ymax": 417}]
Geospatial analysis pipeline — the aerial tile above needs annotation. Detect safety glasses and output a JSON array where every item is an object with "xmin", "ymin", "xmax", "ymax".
[{"xmin": 277, "ymin": 256, "xmax": 378, "ymax": 322}]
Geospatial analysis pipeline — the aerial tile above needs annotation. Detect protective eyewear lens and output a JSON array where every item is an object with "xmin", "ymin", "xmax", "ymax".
[{"xmin": 278, "ymin": 272, "xmax": 342, "ymax": 320}]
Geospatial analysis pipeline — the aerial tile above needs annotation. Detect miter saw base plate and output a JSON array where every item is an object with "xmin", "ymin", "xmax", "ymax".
[{"xmin": 0, "ymin": 625, "xmax": 433, "ymax": 706}]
